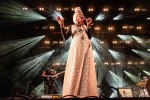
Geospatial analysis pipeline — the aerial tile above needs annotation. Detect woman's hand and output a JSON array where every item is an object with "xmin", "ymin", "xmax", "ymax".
[
  {"xmin": 56, "ymin": 16, "xmax": 64, "ymax": 28},
  {"xmin": 86, "ymin": 18, "xmax": 92, "ymax": 28}
]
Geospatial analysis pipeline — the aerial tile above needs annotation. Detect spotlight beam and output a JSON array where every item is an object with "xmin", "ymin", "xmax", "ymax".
[
  {"xmin": 124, "ymin": 71, "xmax": 139, "ymax": 84},
  {"xmin": 0, "ymin": 0, "xmax": 46, "ymax": 24}
]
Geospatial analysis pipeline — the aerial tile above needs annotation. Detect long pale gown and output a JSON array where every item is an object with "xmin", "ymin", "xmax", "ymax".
[{"xmin": 61, "ymin": 24, "xmax": 98, "ymax": 97}]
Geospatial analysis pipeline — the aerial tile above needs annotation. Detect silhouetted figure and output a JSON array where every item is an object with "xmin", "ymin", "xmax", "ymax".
[{"xmin": 41, "ymin": 67, "xmax": 56, "ymax": 94}]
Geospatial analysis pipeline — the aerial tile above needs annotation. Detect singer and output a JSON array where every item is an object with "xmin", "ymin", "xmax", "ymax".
[{"xmin": 57, "ymin": 7, "xmax": 98, "ymax": 98}]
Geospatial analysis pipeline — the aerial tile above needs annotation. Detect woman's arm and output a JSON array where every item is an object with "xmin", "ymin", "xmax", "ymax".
[
  {"xmin": 56, "ymin": 17, "xmax": 71, "ymax": 40},
  {"xmin": 86, "ymin": 18, "xmax": 93, "ymax": 39}
]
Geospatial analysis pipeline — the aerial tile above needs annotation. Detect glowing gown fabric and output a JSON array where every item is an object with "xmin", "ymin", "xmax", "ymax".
[{"xmin": 62, "ymin": 24, "xmax": 98, "ymax": 97}]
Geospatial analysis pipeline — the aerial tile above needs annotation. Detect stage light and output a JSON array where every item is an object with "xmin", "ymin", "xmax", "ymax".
[
  {"xmin": 59, "ymin": 41, "xmax": 64, "ymax": 44},
  {"xmin": 49, "ymin": 26, "xmax": 55, "ymax": 30},
  {"xmin": 108, "ymin": 26, "xmax": 114, "ymax": 31},
  {"xmin": 132, "ymin": 35, "xmax": 149, "ymax": 49},
  {"xmin": 116, "ymin": 62, "xmax": 121, "ymax": 65},
  {"xmin": 96, "ymin": 13, "xmax": 106, "ymax": 21},
  {"xmin": 132, "ymin": 49, "xmax": 150, "ymax": 62},
  {"xmin": 140, "ymin": 61, "xmax": 145, "ymax": 65},
  {"xmin": 109, "ymin": 71, "xmax": 126, "ymax": 87},
  {"xmin": 119, "ymin": 7, "xmax": 124, "ymax": 11},
  {"xmin": 104, "ymin": 62, "xmax": 109, "ymax": 65},
  {"xmin": 94, "ymin": 27, "xmax": 100, "ymax": 31},
  {"xmin": 56, "ymin": 7, "xmax": 62, "ymax": 11},
  {"xmin": 88, "ymin": 8, "xmax": 94, "ymax": 12},
  {"xmin": 32, "ymin": 82, "xmax": 44, "ymax": 95},
  {"xmin": 125, "ymin": 41, "xmax": 131, "ymax": 44},
  {"xmin": 39, "ymin": 7, "xmax": 45, "ymax": 11},
  {"xmin": 118, "ymin": 35, "xmax": 134, "ymax": 44},
  {"xmin": 103, "ymin": 8, "xmax": 109, "ymax": 12},
  {"xmin": 122, "ymin": 25, "xmax": 128, "ymax": 29},
  {"xmin": 22, "ymin": 7, "xmax": 28, "ymax": 10},
  {"xmin": 64, "ymin": 26, "xmax": 69, "ymax": 30},
  {"xmin": 112, "ymin": 40, "xmax": 118, "ymax": 44},
  {"xmin": 136, "ymin": 26, "xmax": 142, "ymax": 30},
  {"xmin": 137, "ymin": 40, "xmax": 143, "ymax": 43},
  {"xmin": 50, "ymin": 37, "xmax": 72, "ymax": 65},
  {"xmin": 100, "ymin": 41, "xmax": 104, "ymax": 44},
  {"xmin": 134, "ymin": 8, "xmax": 140, "ymax": 12},
  {"xmin": 124, "ymin": 71, "xmax": 139, "ymax": 84},
  {"xmin": 109, "ymin": 49, "xmax": 129, "ymax": 66},
  {"xmin": 51, "ymin": 10, "xmax": 64, "ymax": 20},
  {"xmin": 91, "ymin": 37, "xmax": 106, "ymax": 55},
  {"xmin": 71, "ymin": 7, "xmax": 75, "ymax": 11},
  {"xmin": 143, "ymin": 70, "xmax": 150, "ymax": 76},
  {"xmin": 0, "ymin": 0, "xmax": 46, "ymax": 24},
  {"xmin": 141, "ymin": 8, "xmax": 148, "ymax": 12},
  {"xmin": 147, "ymin": 17, "xmax": 150, "ymax": 20},
  {"xmin": 0, "ymin": 36, "xmax": 45, "ymax": 57},
  {"xmin": 128, "ymin": 26, "xmax": 134, "ymax": 29},
  {"xmin": 10, "ymin": 49, "xmax": 54, "ymax": 85},
  {"xmin": 44, "ymin": 40, "xmax": 50, "ymax": 44},
  {"xmin": 93, "ymin": 50, "xmax": 102, "ymax": 64},
  {"xmin": 127, "ymin": 61, "xmax": 132, "ymax": 65},
  {"xmin": 113, "ymin": 14, "xmax": 124, "ymax": 20},
  {"xmin": 109, "ymin": 49, "xmax": 125, "ymax": 62}
]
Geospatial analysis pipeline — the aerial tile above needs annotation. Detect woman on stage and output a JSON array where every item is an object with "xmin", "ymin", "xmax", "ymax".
[{"xmin": 57, "ymin": 7, "xmax": 98, "ymax": 98}]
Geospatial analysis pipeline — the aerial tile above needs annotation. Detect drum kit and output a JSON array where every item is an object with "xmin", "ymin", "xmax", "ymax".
[{"xmin": 136, "ymin": 79, "xmax": 149, "ymax": 97}]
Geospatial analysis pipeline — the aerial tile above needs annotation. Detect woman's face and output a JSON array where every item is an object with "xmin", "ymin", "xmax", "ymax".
[{"xmin": 76, "ymin": 13, "xmax": 84, "ymax": 24}]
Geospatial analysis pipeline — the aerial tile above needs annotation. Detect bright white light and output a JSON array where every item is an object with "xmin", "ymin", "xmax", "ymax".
[
  {"xmin": 56, "ymin": 7, "xmax": 62, "ymax": 11},
  {"xmin": 49, "ymin": 26, "xmax": 55, "ymax": 29},
  {"xmin": 127, "ymin": 61, "xmax": 132, "ymax": 65},
  {"xmin": 93, "ymin": 50, "xmax": 102, "ymax": 64},
  {"xmin": 134, "ymin": 8, "xmax": 140, "ymax": 12},
  {"xmin": 108, "ymin": 27, "xmax": 114, "ymax": 31},
  {"xmin": 32, "ymin": 82, "xmax": 44, "ymax": 95},
  {"xmin": 22, "ymin": 7, "xmax": 28, "ymax": 10},
  {"xmin": 94, "ymin": 27, "xmax": 100, "ymax": 30},
  {"xmin": 46, "ymin": 7, "xmax": 64, "ymax": 20},
  {"xmin": 88, "ymin": 8, "xmax": 94, "ymax": 12},
  {"xmin": 147, "ymin": 17, "xmax": 150, "ymax": 20},
  {"xmin": 109, "ymin": 71, "xmax": 126, "ymax": 86},
  {"xmin": 104, "ymin": 62, "xmax": 109, "ymax": 65},
  {"xmin": 103, "ymin": 8, "xmax": 109, "ymax": 12},
  {"xmin": 124, "ymin": 71, "xmax": 139, "ymax": 83},
  {"xmin": 122, "ymin": 25, "xmax": 128, "ymax": 29},
  {"xmin": 136, "ymin": 26, "xmax": 142, "ymax": 30},
  {"xmin": 118, "ymin": 35, "xmax": 134, "ymax": 43},
  {"xmin": 132, "ymin": 49, "xmax": 150, "ymax": 61},
  {"xmin": 96, "ymin": 13, "xmax": 106, "ymax": 21},
  {"xmin": 132, "ymin": 35, "xmax": 144, "ymax": 43},
  {"xmin": 119, "ymin": 8, "xmax": 124, "ymax": 11},
  {"xmin": 39, "ymin": 7, "xmax": 45, "ymax": 11},
  {"xmin": 113, "ymin": 14, "xmax": 124, "ymax": 20},
  {"xmin": 0, "ymin": 1, "xmax": 46, "ymax": 24},
  {"xmin": 143, "ymin": 70, "xmax": 150, "ymax": 76},
  {"xmin": 52, "ymin": 10, "xmax": 64, "ymax": 20}
]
